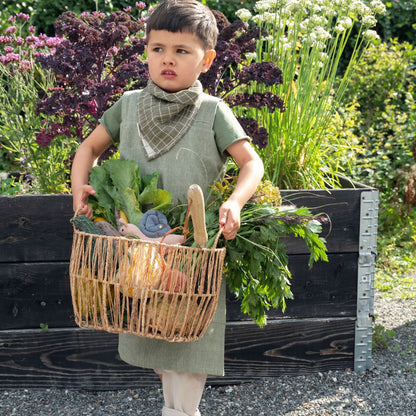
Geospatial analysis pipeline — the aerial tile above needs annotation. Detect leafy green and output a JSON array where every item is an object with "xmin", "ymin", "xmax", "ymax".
[
  {"xmin": 168, "ymin": 180, "xmax": 328, "ymax": 328},
  {"xmin": 88, "ymin": 159, "xmax": 172, "ymax": 226}
]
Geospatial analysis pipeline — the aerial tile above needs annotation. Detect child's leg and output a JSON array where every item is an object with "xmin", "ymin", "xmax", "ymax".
[{"xmin": 157, "ymin": 369, "xmax": 207, "ymax": 416}]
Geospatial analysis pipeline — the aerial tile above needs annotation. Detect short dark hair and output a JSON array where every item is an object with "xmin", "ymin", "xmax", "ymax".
[{"xmin": 146, "ymin": 0, "xmax": 218, "ymax": 50}]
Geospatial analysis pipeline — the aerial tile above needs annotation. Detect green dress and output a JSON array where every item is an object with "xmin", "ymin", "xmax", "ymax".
[{"xmin": 99, "ymin": 89, "xmax": 248, "ymax": 376}]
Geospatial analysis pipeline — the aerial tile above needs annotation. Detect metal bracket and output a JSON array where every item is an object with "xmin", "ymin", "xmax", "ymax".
[{"xmin": 354, "ymin": 189, "xmax": 379, "ymax": 373}]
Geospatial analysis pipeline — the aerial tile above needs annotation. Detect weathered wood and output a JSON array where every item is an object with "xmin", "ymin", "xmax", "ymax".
[
  {"xmin": 0, "ymin": 187, "xmax": 364, "ymax": 264},
  {"xmin": 0, "ymin": 262, "xmax": 74, "ymax": 330},
  {"xmin": 0, "ymin": 195, "xmax": 74, "ymax": 263},
  {"xmin": 280, "ymin": 189, "xmax": 362, "ymax": 254},
  {"xmin": 0, "ymin": 251, "xmax": 357, "ymax": 330},
  {"xmin": 227, "ymin": 253, "xmax": 358, "ymax": 321},
  {"xmin": 0, "ymin": 318, "xmax": 354, "ymax": 390}
]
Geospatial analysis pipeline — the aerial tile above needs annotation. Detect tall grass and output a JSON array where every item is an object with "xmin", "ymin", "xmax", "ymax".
[{"xmin": 236, "ymin": 0, "xmax": 386, "ymax": 189}]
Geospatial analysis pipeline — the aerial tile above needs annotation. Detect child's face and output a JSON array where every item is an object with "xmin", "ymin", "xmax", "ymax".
[{"xmin": 146, "ymin": 30, "xmax": 216, "ymax": 93}]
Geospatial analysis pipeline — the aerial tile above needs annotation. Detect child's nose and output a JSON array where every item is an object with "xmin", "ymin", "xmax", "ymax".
[{"xmin": 162, "ymin": 52, "xmax": 175, "ymax": 66}]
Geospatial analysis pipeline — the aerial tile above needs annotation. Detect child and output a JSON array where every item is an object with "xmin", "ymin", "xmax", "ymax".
[{"xmin": 71, "ymin": 1, "xmax": 264, "ymax": 415}]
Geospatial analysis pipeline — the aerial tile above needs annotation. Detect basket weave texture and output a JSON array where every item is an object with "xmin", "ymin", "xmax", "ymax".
[{"xmin": 69, "ymin": 229, "xmax": 226, "ymax": 342}]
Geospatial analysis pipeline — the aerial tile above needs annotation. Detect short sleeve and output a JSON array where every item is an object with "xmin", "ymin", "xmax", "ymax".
[
  {"xmin": 213, "ymin": 100, "xmax": 250, "ymax": 155},
  {"xmin": 98, "ymin": 95, "xmax": 125, "ymax": 144}
]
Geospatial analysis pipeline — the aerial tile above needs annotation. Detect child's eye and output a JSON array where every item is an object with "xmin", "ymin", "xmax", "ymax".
[
  {"xmin": 152, "ymin": 47, "xmax": 163, "ymax": 53},
  {"xmin": 177, "ymin": 49, "xmax": 188, "ymax": 54}
]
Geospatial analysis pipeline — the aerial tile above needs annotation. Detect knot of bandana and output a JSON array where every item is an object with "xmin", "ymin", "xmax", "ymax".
[{"xmin": 138, "ymin": 79, "xmax": 203, "ymax": 160}]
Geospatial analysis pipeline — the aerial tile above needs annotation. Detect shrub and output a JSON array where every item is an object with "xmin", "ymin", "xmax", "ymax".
[{"xmin": 339, "ymin": 41, "xmax": 416, "ymax": 209}]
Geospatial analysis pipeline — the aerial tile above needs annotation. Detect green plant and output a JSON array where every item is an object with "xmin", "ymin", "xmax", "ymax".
[
  {"xmin": 235, "ymin": 0, "xmax": 385, "ymax": 189},
  {"xmin": 202, "ymin": 0, "xmax": 256, "ymax": 21},
  {"xmin": 340, "ymin": 41, "xmax": 416, "ymax": 208},
  {"xmin": 0, "ymin": 175, "xmax": 21, "ymax": 195},
  {"xmin": 0, "ymin": 13, "xmax": 76, "ymax": 193},
  {"xmin": 376, "ymin": 0, "xmax": 416, "ymax": 45},
  {"xmin": 373, "ymin": 316, "xmax": 395, "ymax": 350}
]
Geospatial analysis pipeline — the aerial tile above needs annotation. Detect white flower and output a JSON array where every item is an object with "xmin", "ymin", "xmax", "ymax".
[
  {"xmin": 313, "ymin": 26, "xmax": 331, "ymax": 41},
  {"xmin": 363, "ymin": 29, "xmax": 380, "ymax": 41},
  {"xmin": 338, "ymin": 16, "xmax": 353, "ymax": 29},
  {"xmin": 262, "ymin": 11, "xmax": 278, "ymax": 23},
  {"xmin": 235, "ymin": 8, "xmax": 253, "ymax": 21},
  {"xmin": 254, "ymin": 1, "xmax": 274, "ymax": 13},
  {"xmin": 362, "ymin": 14, "xmax": 377, "ymax": 27},
  {"xmin": 370, "ymin": 0, "xmax": 386, "ymax": 15}
]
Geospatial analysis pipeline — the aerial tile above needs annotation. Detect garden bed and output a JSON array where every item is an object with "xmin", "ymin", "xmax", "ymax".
[{"xmin": 0, "ymin": 180, "xmax": 378, "ymax": 389}]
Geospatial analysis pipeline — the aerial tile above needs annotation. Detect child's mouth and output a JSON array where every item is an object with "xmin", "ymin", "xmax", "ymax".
[{"xmin": 161, "ymin": 69, "xmax": 177, "ymax": 79}]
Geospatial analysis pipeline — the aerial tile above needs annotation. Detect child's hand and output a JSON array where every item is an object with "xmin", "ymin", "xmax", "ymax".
[
  {"xmin": 219, "ymin": 199, "xmax": 241, "ymax": 240},
  {"xmin": 73, "ymin": 184, "xmax": 96, "ymax": 219}
]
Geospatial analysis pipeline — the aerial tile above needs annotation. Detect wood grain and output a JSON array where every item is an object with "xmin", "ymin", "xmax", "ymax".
[{"xmin": 0, "ymin": 317, "xmax": 355, "ymax": 389}]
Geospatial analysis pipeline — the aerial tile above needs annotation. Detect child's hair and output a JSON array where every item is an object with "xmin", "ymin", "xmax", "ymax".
[{"xmin": 146, "ymin": 0, "xmax": 218, "ymax": 50}]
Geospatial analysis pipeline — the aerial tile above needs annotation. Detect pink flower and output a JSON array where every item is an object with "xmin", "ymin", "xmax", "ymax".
[
  {"xmin": 16, "ymin": 13, "xmax": 30, "ymax": 21},
  {"xmin": 15, "ymin": 37, "xmax": 24, "ymax": 45},
  {"xmin": 136, "ymin": 2, "xmax": 146, "ymax": 10},
  {"xmin": 6, "ymin": 26, "xmax": 17, "ymax": 34},
  {"xmin": 4, "ymin": 46, "xmax": 14, "ymax": 53},
  {"xmin": 26, "ymin": 35, "xmax": 38, "ymax": 44},
  {"xmin": 0, "ymin": 36, "xmax": 13, "ymax": 44},
  {"xmin": 19, "ymin": 60, "xmax": 31, "ymax": 71},
  {"xmin": 46, "ymin": 37, "xmax": 63, "ymax": 47},
  {"xmin": 29, "ymin": 26, "xmax": 36, "ymax": 33},
  {"xmin": 124, "ymin": 6, "xmax": 132, "ymax": 12}
]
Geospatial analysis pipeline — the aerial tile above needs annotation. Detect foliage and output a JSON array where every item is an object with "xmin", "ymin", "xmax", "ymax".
[
  {"xmin": 36, "ymin": 7, "xmax": 284, "ymax": 184},
  {"xmin": 88, "ymin": 159, "xmax": 172, "ymax": 227},
  {"xmin": 233, "ymin": 0, "xmax": 385, "ymax": 190},
  {"xmin": 339, "ymin": 41, "xmax": 416, "ymax": 209},
  {"xmin": 372, "ymin": 316, "xmax": 395, "ymax": 350},
  {"xmin": 168, "ymin": 175, "xmax": 328, "ymax": 327},
  {"xmin": 375, "ymin": 206, "xmax": 416, "ymax": 299},
  {"xmin": 36, "ymin": 8, "xmax": 149, "ymax": 164},
  {"xmin": 0, "ymin": 175, "xmax": 21, "ymax": 195},
  {"xmin": 376, "ymin": 0, "xmax": 416, "ymax": 44},
  {"xmin": 201, "ymin": 0, "xmax": 256, "ymax": 21},
  {"xmin": 0, "ymin": 13, "xmax": 77, "ymax": 193},
  {"xmin": 199, "ymin": 12, "xmax": 285, "ymax": 149}
]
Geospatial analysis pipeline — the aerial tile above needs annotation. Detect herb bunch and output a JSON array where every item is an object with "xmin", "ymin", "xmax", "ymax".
[{"xmin": 168, "ymin": 177, "xmax": 328, "ymax": 327}]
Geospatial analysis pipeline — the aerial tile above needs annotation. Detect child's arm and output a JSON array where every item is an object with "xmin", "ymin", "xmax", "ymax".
[
  {"xmin": 71, "ymin": 124, "xmax": 113, "ymax": 218},
  {"xmin": 219, "ymin": 139, "xmax": 264, "ymax": 240}
]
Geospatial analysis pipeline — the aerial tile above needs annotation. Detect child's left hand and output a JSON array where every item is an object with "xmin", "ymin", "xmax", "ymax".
[{"xmin": 219, "ymin": 199, "xmax": 241, "ymax": 240}]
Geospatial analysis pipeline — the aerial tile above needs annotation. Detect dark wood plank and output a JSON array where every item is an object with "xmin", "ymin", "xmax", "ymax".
[
  {"xmin": 0, "ymin": 251, "xmax": 358, "ymax": 330},
  {"xmin": 226, "ymin": 253, "xmax": 358, "ymax": 321},
  {"xmin": 0, "ymin": 318, "xmax": 355, "ymax": 389},
  {"xmin": 280, "ymin": 189, "xmax": 362, "ymax": 254},
  {"xmin": 0, "ymin": 188, "xmax": 364, "ymax": 265},
  {"xmin": 0, "ymin": 262, "xmax": 75, "ymax": 330},
  {"xmin": 0, "ymin": 194, "xmax": 74, "ymax": 263}
]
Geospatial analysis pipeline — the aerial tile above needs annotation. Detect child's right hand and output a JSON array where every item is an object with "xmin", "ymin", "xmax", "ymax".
[{"xmin": 73, "ymin": 184, "xmax": 96, "ymax": 219}]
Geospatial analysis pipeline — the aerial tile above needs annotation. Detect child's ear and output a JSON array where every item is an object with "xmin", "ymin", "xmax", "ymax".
[{"xmin": 201, "ymin": 49, "xmax": 216, "ymax": 73}]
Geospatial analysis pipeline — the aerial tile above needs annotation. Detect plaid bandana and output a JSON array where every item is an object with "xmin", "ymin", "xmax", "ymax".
[{"xmin": 137, "ymin": 79, "xmax": 203, "ymax": 160}]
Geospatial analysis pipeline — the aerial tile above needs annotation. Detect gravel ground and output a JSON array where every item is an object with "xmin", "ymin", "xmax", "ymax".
[{"xmin": 1, "ymin": 291, "xmax": 415, "ymax": 416}]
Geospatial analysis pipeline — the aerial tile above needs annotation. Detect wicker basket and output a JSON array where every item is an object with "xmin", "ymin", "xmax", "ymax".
[{"xmin": 69, "ymin": 228, "xmax": 226, "ymax": 342}]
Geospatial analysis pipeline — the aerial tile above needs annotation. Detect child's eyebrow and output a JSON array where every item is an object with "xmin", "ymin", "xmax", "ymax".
[{"xmin": 149, "ymin": 41, "xmax": 194, "ymax": 50}]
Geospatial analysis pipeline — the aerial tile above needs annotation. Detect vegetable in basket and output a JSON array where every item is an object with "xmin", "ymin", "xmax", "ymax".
[
  {"xmin": 87, "ymin": 159, "xmax": 173, "ymax": 227},
  {"xmin": 167, "ymin": 174, "xmax": 329, "ymax": 327}
]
